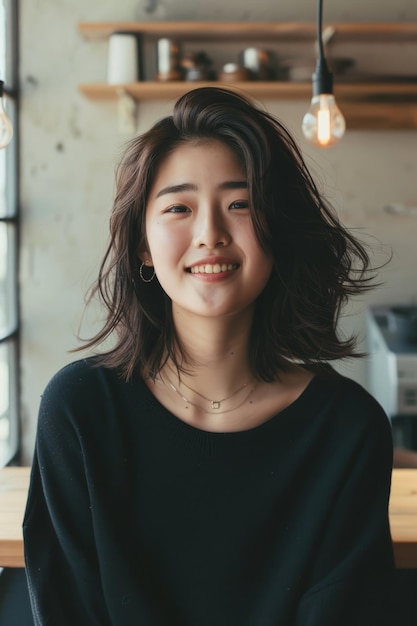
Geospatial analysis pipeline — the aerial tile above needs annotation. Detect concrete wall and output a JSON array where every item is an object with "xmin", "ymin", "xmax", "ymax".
[{"xmin": 19, "ymin": 0, "xmax": 417, "ymax": 462}]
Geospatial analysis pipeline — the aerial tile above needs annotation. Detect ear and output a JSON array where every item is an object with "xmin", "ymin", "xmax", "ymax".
[
  {"xmin": 137, "ymin": 238, "xmax": 153, "ymax": 267},
  {"xmin": 141, "ymin": 256, "xmax": 154, "ymax": 268}
]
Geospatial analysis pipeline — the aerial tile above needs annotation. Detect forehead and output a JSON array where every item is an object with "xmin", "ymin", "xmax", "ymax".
[{"xmin": 154, "ymin": 139, "xmax": 245, "ymax": 182}]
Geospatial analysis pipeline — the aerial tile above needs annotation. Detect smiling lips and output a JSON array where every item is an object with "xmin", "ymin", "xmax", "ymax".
[{"xmin": 189, "ymin": 263, "xmax": 239, "ymax": 274}]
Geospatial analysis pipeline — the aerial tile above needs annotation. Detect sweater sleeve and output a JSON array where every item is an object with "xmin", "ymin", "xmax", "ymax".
[
  {"xmin": 23, "ymin": 364, "xmax": 112, "ymax": 626},
  {"xmin": 295, "ymin": 394, "xmax": 395, "ymax": 626}
]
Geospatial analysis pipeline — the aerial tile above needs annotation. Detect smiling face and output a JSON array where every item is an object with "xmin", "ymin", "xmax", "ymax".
[{"xmin": 142, "ymin": 139, "xmax": 273, "ymax": 324}]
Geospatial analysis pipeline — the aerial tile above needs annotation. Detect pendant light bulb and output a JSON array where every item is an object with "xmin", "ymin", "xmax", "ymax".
[
  {"xmin": 302, "ymin": 0, "xmax": 345, "ymax": 148},
  {"xmin": 302, "ymin": 93, "xmax": 345, "ymax": 147},
  {"xmin": 0, "ymin": 80, "xmax": 13, "ymax": 149}
]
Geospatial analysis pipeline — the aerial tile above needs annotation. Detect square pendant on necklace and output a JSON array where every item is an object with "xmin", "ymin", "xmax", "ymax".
[{"xmin": 211, "ymin": 401, "xmax": 221, "ymax": 409}]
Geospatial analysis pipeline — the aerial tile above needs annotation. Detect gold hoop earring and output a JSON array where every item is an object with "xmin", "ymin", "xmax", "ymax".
[{"xmin": 139, "ymin": 262, "xmax": 155, "ymax": 283}]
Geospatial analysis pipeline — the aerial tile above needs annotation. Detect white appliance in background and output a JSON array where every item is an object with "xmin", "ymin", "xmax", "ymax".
[{"xmin": 366, "ymin": 306, "xmax": 417, "ymax": 425}]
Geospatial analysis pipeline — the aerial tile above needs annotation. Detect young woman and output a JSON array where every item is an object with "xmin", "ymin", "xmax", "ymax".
[{"xmin": 23, "ymin": 87, "xmax": 394, "ymax": 625}]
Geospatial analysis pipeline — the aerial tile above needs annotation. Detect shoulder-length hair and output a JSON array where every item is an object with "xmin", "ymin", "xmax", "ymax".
[{"xmin": 78, "ymin": 86, "xmax": 378, "ymax": 381}]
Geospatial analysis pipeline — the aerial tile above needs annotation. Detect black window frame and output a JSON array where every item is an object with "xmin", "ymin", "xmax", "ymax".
[{"xmin": 0, "ymin": 0, "xmax": 19, "ymax": 467}]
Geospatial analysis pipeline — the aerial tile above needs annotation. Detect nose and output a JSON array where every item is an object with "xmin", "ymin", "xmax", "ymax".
[{"xmin": 193, "ymin": 207, "xmax": 231, "ymax": 249}]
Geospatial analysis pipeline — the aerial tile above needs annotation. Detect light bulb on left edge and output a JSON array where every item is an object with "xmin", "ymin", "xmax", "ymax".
[
  {"xmin": 0, "ymin": 80, "xmax": 13, "ymax": 149},
  {"xmin": 302, "ymin": 93, "xmax": 345, "ymax": 148}
]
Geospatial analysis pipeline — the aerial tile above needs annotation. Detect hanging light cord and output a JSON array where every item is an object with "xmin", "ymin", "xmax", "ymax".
[
  {"xmin": 313, "ymin": 0, "xmax": 333, "ymax": 96},
  {"xmin": 317, "ymin": 0, "xmax": 324, "ymax": 62}
]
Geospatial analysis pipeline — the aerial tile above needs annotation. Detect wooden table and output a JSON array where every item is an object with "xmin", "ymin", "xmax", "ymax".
[
  {"xmin": 1, "ymin": 466, "xmax": 417, "ymax": 569},
  {"xmin": 0, "ymin": 466, "xmax": 29, "ymax": 567},
  {"xmin": 389, "ymin": 469, "xmax": 417, "ymax": 569}
]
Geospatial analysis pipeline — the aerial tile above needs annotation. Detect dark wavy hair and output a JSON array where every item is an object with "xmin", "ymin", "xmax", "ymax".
[{"xmin": 78, "ymin": 86, "xmax": 378, "ymax": 381}]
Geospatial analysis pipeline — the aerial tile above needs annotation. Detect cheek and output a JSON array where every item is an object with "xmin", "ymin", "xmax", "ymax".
[
  {"xmin": 245, "ymin": 229, "xmax": 272, "ymax": 266},
  {"xmin": 147, "ymin": 221, "xmax": 188, "ymax": 261},
  {"xmin": 146, "ymin": 229, "xmax": 180, "ymax": 286},
  {"xmin": 146, "ymin": 221, "xmax": 168, "ymax": 259},
  {"xmin": 248, "ymin": 236, "xmax": 274, "ymax": 289}
]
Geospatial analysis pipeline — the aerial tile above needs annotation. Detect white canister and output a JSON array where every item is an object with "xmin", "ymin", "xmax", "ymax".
[
  {"xmin": 107, "ymin": 33, "xmax": 139, "ymax": 84},
  {"xmin": 242, "ymin": 47, "xmax": 271, "ymax": 80},
  {"xmin": 155, "ymin": 38, "xmax": 182, "ymax": 81}
]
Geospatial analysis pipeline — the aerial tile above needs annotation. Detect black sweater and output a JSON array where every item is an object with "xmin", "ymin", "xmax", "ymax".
[{"xmin": 23, "ymin": 358, "xmax": 394, "ymax": 625}]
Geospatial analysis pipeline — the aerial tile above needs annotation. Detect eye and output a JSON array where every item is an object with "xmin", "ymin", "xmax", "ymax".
[
  {"xmin": 229, "ymin": 200, "xmax": 250, "ymax": 211},
  {"xmin": 166, "ymin": 204, "xmax": 191, "ymax": 214}
]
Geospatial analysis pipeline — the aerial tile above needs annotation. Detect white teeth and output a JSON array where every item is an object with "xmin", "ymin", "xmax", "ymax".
[{"xmin": 190, "ymin": 263, "xmax": 237, "ymax": 274}]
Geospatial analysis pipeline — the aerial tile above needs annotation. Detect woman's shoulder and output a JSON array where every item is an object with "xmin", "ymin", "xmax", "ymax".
[
  {"xmin": 317, "ymin": 370, "xmax": 386, "ymax": 413},
  {"xmin": 311, "ymin": 369, "xmax": 392, "ymax": 441},
  {"xmin": 36, "ymin": 357, "xmax": 144, "ymax": 440},
  {"xmin": 40, "ymin": 357, "xmax": 123, "ymax": 408},
  {"xmin": 44, "ymin": 356, "xmax": 108, "ymax": 386}
]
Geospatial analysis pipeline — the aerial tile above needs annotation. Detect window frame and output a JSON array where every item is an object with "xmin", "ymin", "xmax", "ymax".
[{"xmin": 0, "ymin": 0, "xmax": 19, "ymax": 467}]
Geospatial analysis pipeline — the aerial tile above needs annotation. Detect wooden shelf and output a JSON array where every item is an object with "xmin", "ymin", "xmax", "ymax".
[
  {"xmin": 78, "ymin": 21, "xmax": 417, "ymax": 43},
  {"xmin": 78, "ymin": 80, "xmax": 417, "ymax": 102},
  {"xmin": 77, "ymin": 21, "xmax": 417, "ymax": 130},
  {"xmin": 77, "ymin": 81, "xmax": 417, "ymax": 129},
  {"xmin": 78, "ymin": 81, "xmax": 313, "ymax": 101}
]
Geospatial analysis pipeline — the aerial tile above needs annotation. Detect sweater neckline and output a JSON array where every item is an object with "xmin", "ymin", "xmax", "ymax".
[{"xmin": 138, "ymin": 373, "xmax": 324, "ymax": 442}]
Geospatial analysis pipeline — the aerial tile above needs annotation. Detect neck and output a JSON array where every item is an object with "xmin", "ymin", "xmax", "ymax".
[{"xmin": 166, "ymin": 308, "xmax": 255, "ymax": 398}]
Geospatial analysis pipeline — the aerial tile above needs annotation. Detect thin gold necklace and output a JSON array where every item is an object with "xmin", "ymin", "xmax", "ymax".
[
  {"xmin": 166, "ymin": 378, "xmax": 258, "ymax": 415},
  {"xmin": 166, "ymin": 364, "xmax": 251, "ymax": 410}
]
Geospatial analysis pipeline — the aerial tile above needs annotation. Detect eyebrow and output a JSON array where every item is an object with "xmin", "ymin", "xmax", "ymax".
[{"xmin": 155, "ymin": 180, "xmax": 248, "ymax": 199}]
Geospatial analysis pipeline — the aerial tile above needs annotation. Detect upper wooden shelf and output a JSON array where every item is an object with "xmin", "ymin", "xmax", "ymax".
[{"xmin": 78, "ymin": 21, "xmax": 417, "ymax": 43}]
